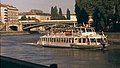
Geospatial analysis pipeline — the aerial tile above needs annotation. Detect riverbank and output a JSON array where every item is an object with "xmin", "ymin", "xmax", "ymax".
[
  {"xmin": 0, "ymin": 55, "xmax": 57, "ymax": 68},
  {"xmin": 104, "ymin": 32, "xmax": 120, "ymax": 43},
  {"xmin": 0, "ymin": 31, "xmax": 30, "ymax": 36},
  {"xmin": 107, "ymin": 38, "xmax": 120, "ymax": 43}
]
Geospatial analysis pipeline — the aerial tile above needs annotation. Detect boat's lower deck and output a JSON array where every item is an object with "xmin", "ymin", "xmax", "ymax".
[
  {"xmin": 37, "ymin": 34, "xmax": 108, "ymax": 49},
  {"xmin": 37, "ymin": 41, "xmax": 108, "ymax": 49}
]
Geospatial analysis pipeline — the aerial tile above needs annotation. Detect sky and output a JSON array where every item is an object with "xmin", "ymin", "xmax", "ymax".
[{"xmin": 1, "ymin": 0, "xmax": 75, "ymax": 14}]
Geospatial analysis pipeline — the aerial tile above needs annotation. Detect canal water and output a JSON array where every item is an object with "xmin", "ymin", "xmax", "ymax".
[{"xmin": 0, "ymin": 34, "xmax": 120, "ymax": 68}]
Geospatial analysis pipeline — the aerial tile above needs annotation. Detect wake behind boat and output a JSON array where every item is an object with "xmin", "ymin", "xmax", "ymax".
[{"xmin": 37, "ymin": 24, "xmax": 109, "ymax": 49}]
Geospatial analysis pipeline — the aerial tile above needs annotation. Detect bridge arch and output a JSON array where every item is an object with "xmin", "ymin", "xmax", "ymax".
[{"xmin": 9, "ymin": 25, "xmax": 18, "ymax": 31}]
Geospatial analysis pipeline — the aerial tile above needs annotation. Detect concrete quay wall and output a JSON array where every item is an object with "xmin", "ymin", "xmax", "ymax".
[{"xmin": 104, "ymin": 32, "xmax": 120, "ymax": 43}]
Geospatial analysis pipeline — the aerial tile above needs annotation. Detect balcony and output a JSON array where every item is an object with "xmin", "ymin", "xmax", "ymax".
[
  {"xmin": 4, "ymin": 12, "xmax": 8, "ymax": 14},
  {"xmin": 4, "ymin": 15, "xmax": 8, "ymax": 16},
  {"xmin": 4, "ymin": 17, "xmax": 8, "ymax": 19},
  {"xmin": 5, "ymin": 20, "xmax": 8, "ymax": 22},
  {"xmin": 4, "ymin": 9, "xmax": 8, "ymax": 11}
]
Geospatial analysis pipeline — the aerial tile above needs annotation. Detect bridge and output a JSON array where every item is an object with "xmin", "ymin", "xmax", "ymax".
[
  {"xmin": 0, "ymin": 20, "xmax": 77, "ymax": 31},
  {"xmin": 22, "ymin": 20, "xmax": 77, "ymax": 30}
]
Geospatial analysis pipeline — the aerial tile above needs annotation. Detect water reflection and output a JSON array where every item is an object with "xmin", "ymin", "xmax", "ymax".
[{"xmin": 106, "ymin": 49, "xmax": 120, "ymax": 65}]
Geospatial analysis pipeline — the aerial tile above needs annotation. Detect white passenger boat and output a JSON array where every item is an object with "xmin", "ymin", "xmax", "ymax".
[{"xmin": 37, "ymin": 25, "xmax": 109, "ymax": 49}]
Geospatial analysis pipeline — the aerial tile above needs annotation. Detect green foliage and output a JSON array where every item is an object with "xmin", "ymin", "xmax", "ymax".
[
  {"xmin": 75, "ymin": 3, "xmax": 81, "ymax": 24},
  {"xmin": 75, "ymin": 0, "xmax": 120, "ymax": 32},
  {"xmin": 51, "ymin": 6, "xmax": 67, "ymax": 20},
  {"xmin": 92, "ymin": 7, "xmax": 102, "ymax": 31},
  {"xmin": 20, "ymin": 15, "xmax": 27, "ymax": 20},
  {"xmin": 20, "ymin": 15, "xmax": 39, "ymax": 22},
  {"xmin": 51, "ymin": 6, "xmax": 59, "ymax": 20},
  {"xmin": 66, "ymin": 9, "xmax": 70, "ymax": 20},
  {"xmin": 28, "ymin": 17, "xmax": 31, "ymax": 20},
  {"xmin": 59, "ymin": 8, "xmax": 62, "ymax": 17},
  {"xmin": 51, "ymin": 6, "xmax": 54, "ymax": 19},
  {"xmin": 75, "ymin": 2, "xmax": 88, "ymax": 24}
]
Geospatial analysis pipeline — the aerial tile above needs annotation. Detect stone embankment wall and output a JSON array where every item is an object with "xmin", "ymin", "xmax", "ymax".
[
  {"xmin": 105, "ymin": 32, "xmax": 120, "ymax": 43},
  {"xmin": 0, "ymin": 31, "xmax": 30, "ymax": 36}
]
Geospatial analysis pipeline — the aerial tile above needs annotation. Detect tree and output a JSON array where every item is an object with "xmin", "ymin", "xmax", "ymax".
[
  {"xmin": 112, "ymin": 4, "xmax": 120, "ymax": 32},
  {"xmin": 66, "ymin": 8, "xmax": 70, "ymax": 20},
  {"xmin": 59, "ymin": 8, "xmax": 66, "ymax": 20},
  {"xmin": 51, "ymin": 6, "xmax": 54, "ymax": 20},
  {"xmin": 93, "ymin": 7, "xmax": 101, "ymax": 31},
  {"xmin": 59, "ymin": 8, "xmax": 62, "ymax": 17},
  {"xmin": 20, "ymin": 15, "xmax": 27, "ymax": 20},
  {"xmin": 51, "ymin": 6, "xmax": 66, "ymax": 20},
  {"xmin": 28, "ymin": 17, "xmax": 31, "ymax": 20},
  {"xmin": 75, "ymin": 0, "xmax": 120, "ymax": 32},
  {"xmin": 79, "ymin": 8, "xmax": 88, "ymax": 24},
  {"xmin": 75, "ymin": 2, "xmax": 81, "ymax": 24},
  {"xmin": 75, "ymin": 2, "xmax": 88, "ymax": 25},
  {"xmin": 51, "ymin": 6, "xmax": 59, "ymax": 20},
  {"xmin": 54, "ymin": 6, "xmax": 59, "ymax": 20}
]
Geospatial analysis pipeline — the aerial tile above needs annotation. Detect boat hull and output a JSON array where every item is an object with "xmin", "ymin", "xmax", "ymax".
[
  {"xmin": 37, "ymin": 42, "xmax": 109, "ymax": 49},
  {"xmin": 70, "ymin": 44, "xmax": 108, "ymax": 49}
]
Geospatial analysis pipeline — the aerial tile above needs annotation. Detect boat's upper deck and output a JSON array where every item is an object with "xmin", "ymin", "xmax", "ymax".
[{"xmin": 44, "ymin": 26, "xmax": 98, "ymax": 37}]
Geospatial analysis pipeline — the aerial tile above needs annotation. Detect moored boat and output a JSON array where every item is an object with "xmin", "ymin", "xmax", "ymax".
[{"xmin": 37, "ymin": 24, "xmax": 109, "ymax": 49}]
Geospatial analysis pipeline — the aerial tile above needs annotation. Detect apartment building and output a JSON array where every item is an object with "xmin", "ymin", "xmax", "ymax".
[{"xmin": 0, "ymin": 3, "xmax": 18, "ymax": 24}]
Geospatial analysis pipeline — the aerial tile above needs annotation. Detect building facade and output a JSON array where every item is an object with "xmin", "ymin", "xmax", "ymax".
[
  {"xmin": 63, "ymin": 14, "xmax": 77, "ymax": 21},
  {"xmin": 19, "ymin": 9, "xmax": 51, "ymax": 21},
  {"xmin": 0, "ymin": 3, "xmax": 19, "ymax": 24}
]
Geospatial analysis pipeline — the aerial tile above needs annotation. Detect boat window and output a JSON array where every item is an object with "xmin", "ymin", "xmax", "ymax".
[
  {"xmin": 49, "ymin": 38, "xmax": 50, "ymax": 42},
  {"xmin": 64, "ymin": 38, "xmax": 66, "ymax": 42},
  {"xmin": 69, "ymin": 38, "xmax": 71, "ymax": 43},
  {"xmin": 51, "ymin": 38, "xmax": 53, "ymax": 42},
  {"xmin": 67, "ymin": 38, "xmax": 69, "ymax": 43},
  {"xmin": 58, "ymin": 38, "xmax": 59, "ymax": 42},
  {"xmin": 48, "ymin": 38, "xmax": 49, "ymax": 42},
  {"xmin": 104, "ymin": 38, "xmax": 107, "ymax": 42},
  {"xmin": 56, "ymin": 38, "xmax": 58, "ymax": 42},
  {"xmin": 61, "ymin": 38, "xmax": 63, "ymax": 42},
  {"xmin": 86, "ymin": 28, "xmax": 92, "ymax": 32},
  {"xmin": 50, "ymin": 38, "xmax": 52, "ymax": 42},
  {"xmin": 87, "ymin": 38, "xmax": 90, "ymax": 42},
  {"xmin": 54, "ymin": 38, "xmax": 56, "ymax": 42},
  {"xmin": 79, "ymin": 38, "xmax": 81, "ymax": 43},
  {"xmin": 47, "ymin": 38, "xmax": 49, "ymax": 42},
  {"xmin": 43, "ymin": 38, "xmax": 45, "ymax": 41},
  {"xmin": 97, "ymin": 39, "xmax": 102, "ymax": 42},
  {"xmin": 90, "ymin": 38, "xmax": 96, "ymax": 42},
  {"xmin": 81, "ymin": 28, "xmax": 85, "ymax": 32},
  {"xmin": 92, "ymin": 28, "xmax": 95, "ymax": 32},
  {"xmin": 58, "ymin": 38, "xmax": 60, "ymax": 42},
  {"xmin": 45, "ymin": 38, "xmax": 46, "ymax": 41},
  {"xmin": 83, "ymin": 38, "xmax": 86, "ymax": 43},
  {"xmin": 72, "ymin": 38, "xmax": 74, "ymax": 43},
  {"xmin": 101, "ymin": 38, "xmax": 106, "ymax": 42}
]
